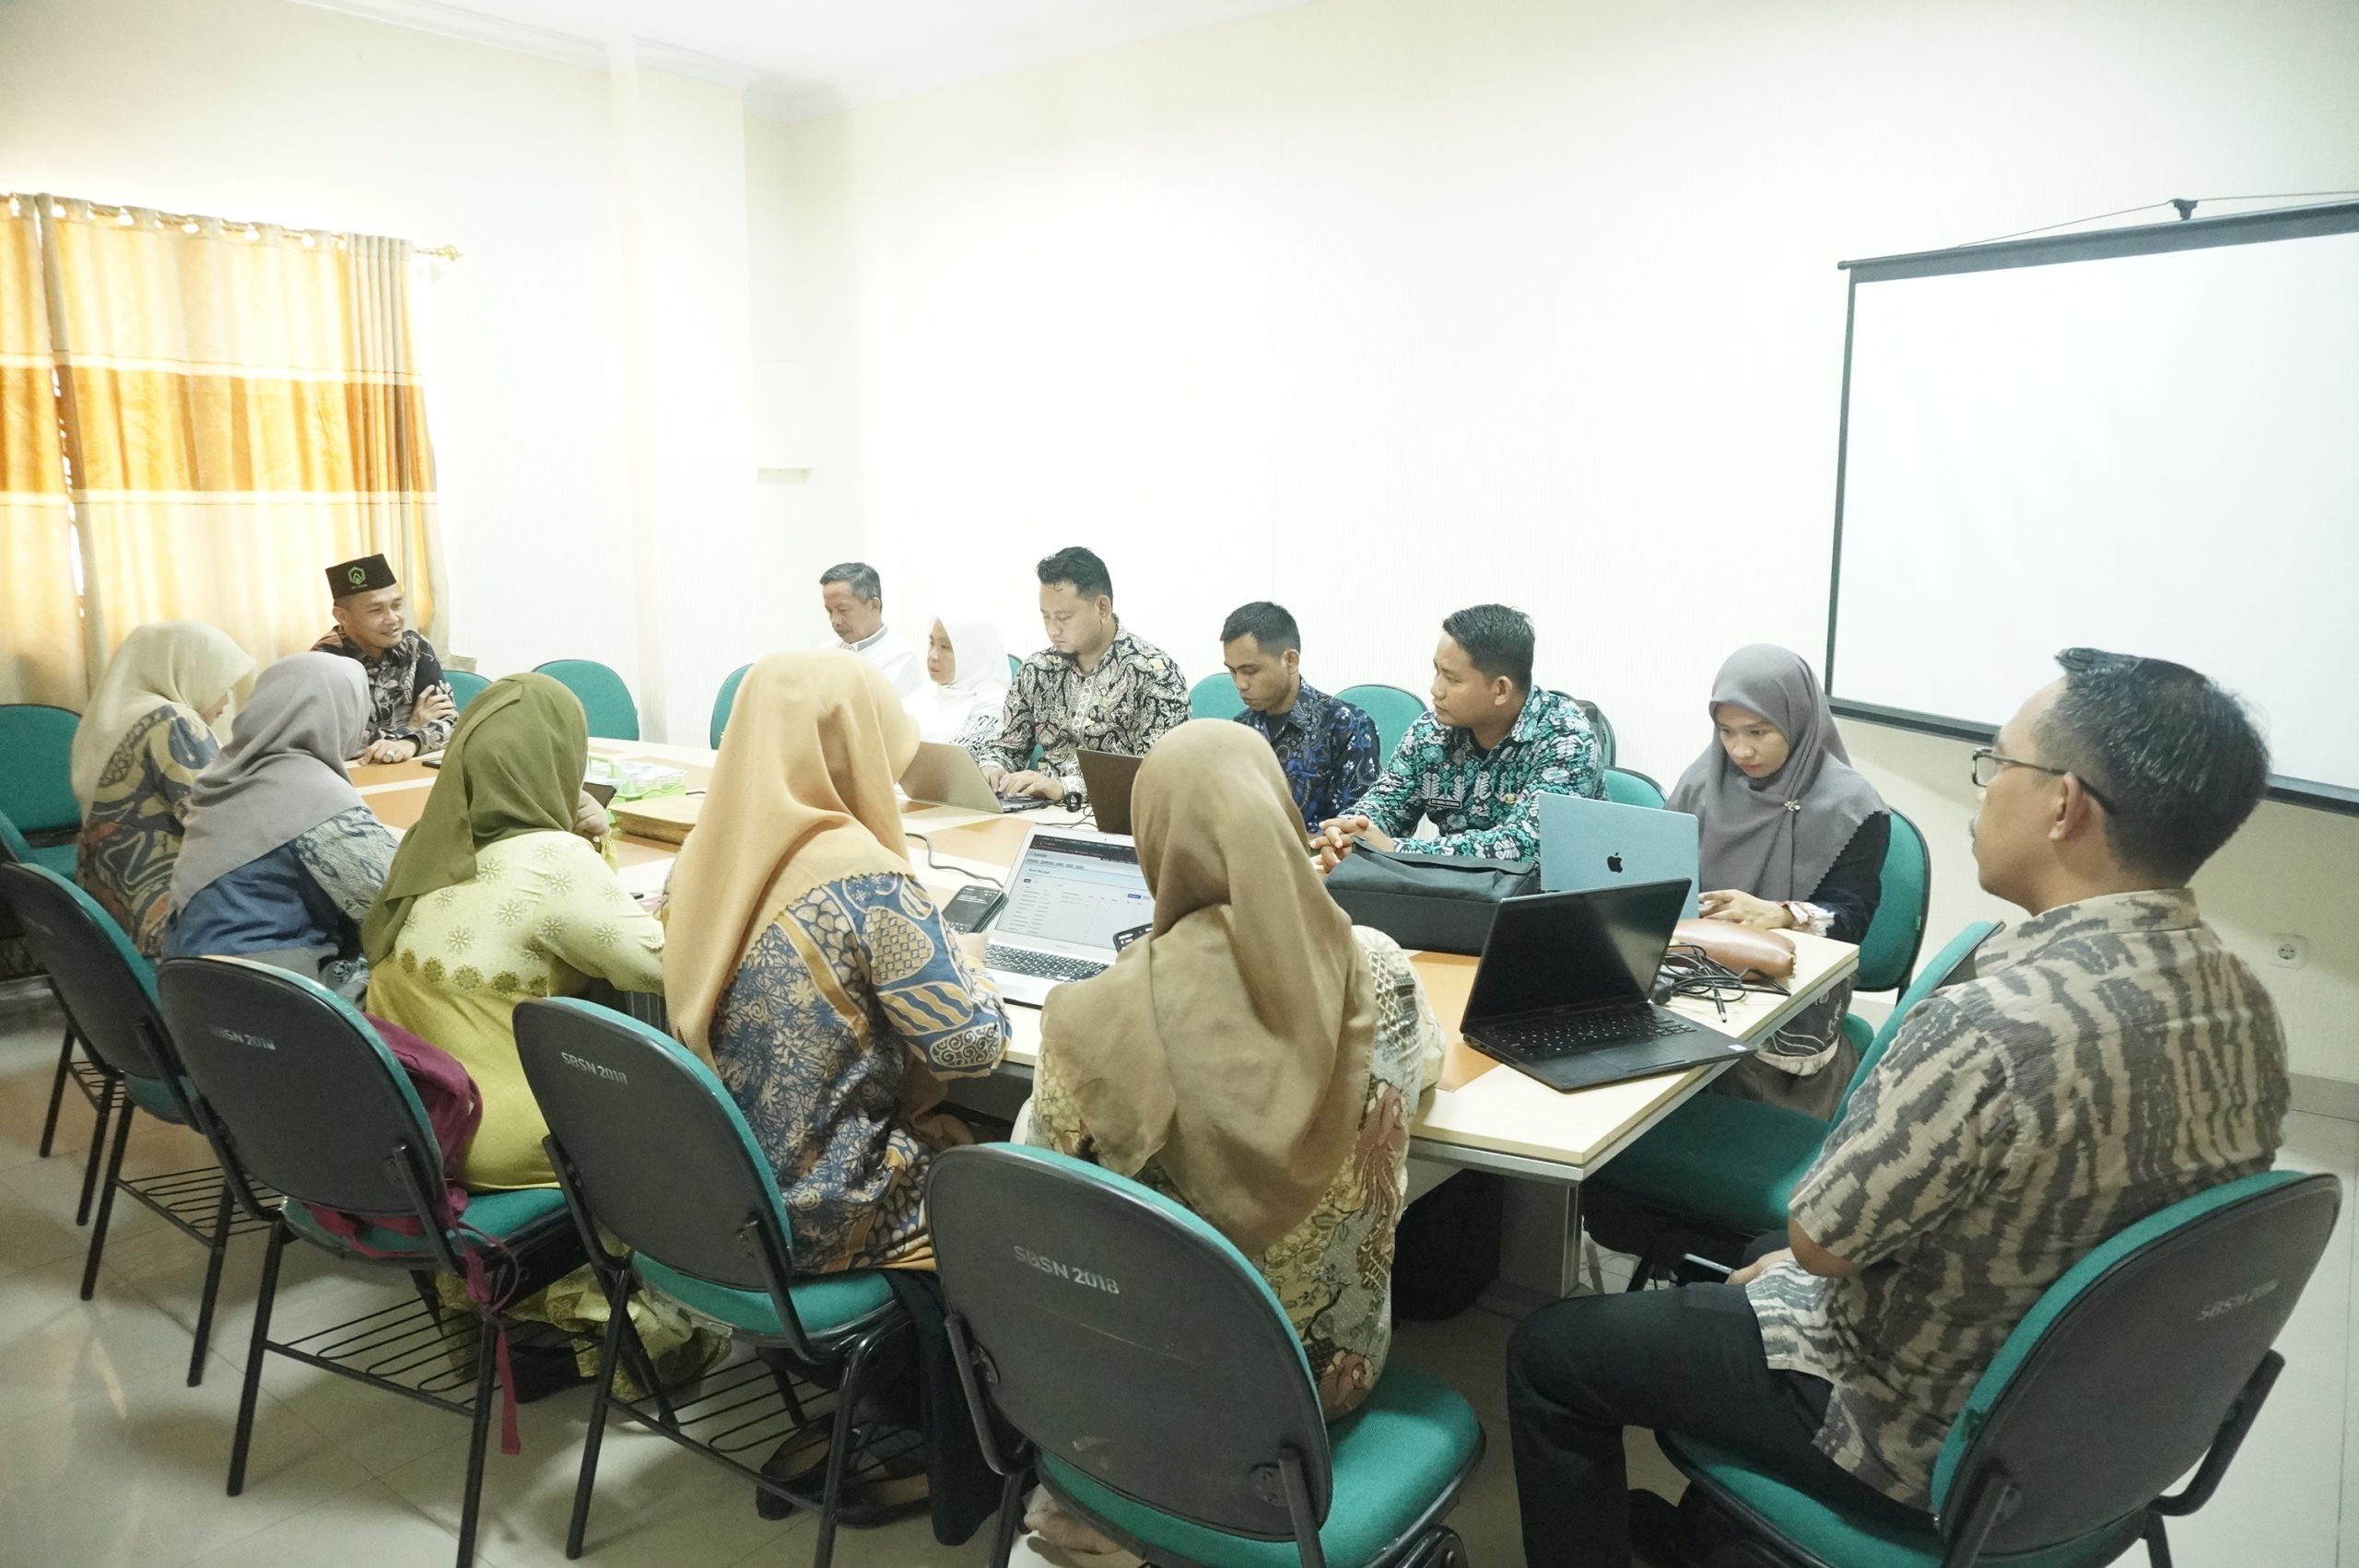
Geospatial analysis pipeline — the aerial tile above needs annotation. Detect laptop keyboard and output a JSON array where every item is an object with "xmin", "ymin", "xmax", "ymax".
[
  {"xmin": 986, "ymin": 946, "xmax": 1108, "ymax": 984},
  {"xmin": 1480, "ymin": 1005, "xmax": 1696, "ymax": 1060}
]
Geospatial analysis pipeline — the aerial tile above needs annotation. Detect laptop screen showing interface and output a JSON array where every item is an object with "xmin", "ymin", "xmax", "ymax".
[
  {"xmin": 995, "ymin": 833, "xmax": 1153, "ymax": 955},
  {"xmin": 1463, "ymin": 880, "xmax": 1689, "ymax": 1025}
]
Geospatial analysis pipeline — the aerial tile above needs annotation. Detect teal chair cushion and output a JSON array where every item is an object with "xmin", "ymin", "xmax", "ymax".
[
  {"xmin": 28, "ymin": 839, "xmax": 78, "ymax": 878},
  {"xmin": 282, "ymin": 1185, "xmax": 569, "ymax": 1258},
  {"xmin": 636, "ymin": 1254, "xmax": 894, "ymax": 1340},
  {"xmin": 1336, "ymin": 685, "xmax": 1426, "ymax": 763},
  {"xmin": 122, "ymin": 1072, "xmax": 196, "ymax": 1124},
  {"xmin": 1671, "ymin": 1433, "xmax": 2131, "ymax": 1568},
  {"xmin": 0, "ymin": 805, "xmax": 78, "ymax": 877},
  {"xmin": 1591, "ymin": 1093, "xmax": 1825, "ymax": 1235},
  {"xmin": 0, "ymin": 704, "xmax": 82, "ymax": 836},
  {"xmin": 1191, "ymin": 673, "xmax": 1245, "ymax": 720},
  {"xmin": 1042, "ymin": 1363, "xmax": 1482, "ymax": 1568},
  {"xmin": 444, "ymin": 670, "xmax": 491, "ymax": 709},
  {"xmin": 1603, "ymin": 767, "xmax": 1667, "ymax": 809},
  {"xmin": 533, "ymin": 660, "xmax": 640, "ymax": 742},
  {"xmin": 709, "ymin": 663, "xmax": 751, "ymax": 749}
]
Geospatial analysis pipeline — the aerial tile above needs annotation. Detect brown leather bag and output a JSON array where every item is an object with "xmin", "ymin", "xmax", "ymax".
[{"xmin": 1672, "ymin": 919, "xmax": 1797, "ymax": 978}]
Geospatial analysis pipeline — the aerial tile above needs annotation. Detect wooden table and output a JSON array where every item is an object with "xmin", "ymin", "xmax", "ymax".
[{"xmin": 358, "ymin": 740, "xmax": 1859, "ymax": 1303}]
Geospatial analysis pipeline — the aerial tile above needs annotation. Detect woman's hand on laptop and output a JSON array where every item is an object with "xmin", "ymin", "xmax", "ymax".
[{"xmin": 1696, "ymin": 890, "xmax": 1793, "ymax": 930}]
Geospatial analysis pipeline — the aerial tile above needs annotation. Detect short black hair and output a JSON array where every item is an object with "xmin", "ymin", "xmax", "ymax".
[
  {"xmin": 1219, "ymin": 601, "xmax": 1299, "ymax": 654},
  {"xmin": 1036, "ymin": 546, "xmax": 1112, "ymax": 601},
  {"xmin": 818, "ymin": 561, "xmax": 882, "ymax": 603},
  {"xmin": 1441, "ymin": 603, "xmax": 1534, "ymax": 691},
  {"xmin": 2036, "ymin": 647, "xmax": 2270, "ymax": 883}
]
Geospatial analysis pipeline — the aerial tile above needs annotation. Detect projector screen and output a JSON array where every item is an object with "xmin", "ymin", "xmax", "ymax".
[{"xmin": 1826, "ymin": 203, "xmax": 2359, "ymax": 815}]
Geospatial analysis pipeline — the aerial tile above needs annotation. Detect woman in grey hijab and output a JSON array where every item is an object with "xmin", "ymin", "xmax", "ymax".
[
  {"xmin": 165, "ymin": 652, "xmax": 401, "ymax": 999},
  {"xmin": 1667, "ymin": 644, "xmax": 1889, "ymax": 1117}
]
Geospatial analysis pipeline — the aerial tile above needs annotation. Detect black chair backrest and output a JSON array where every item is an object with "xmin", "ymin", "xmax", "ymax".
[
  {"xmin": 1937, "ymin": 1169, "xmax": 2340, "ymax": 1553},
  {"xmin": 157, "ymin": 955, "xmax": 444, "ymax": 1218},
  {"xmin": 929, "ymin": 1143, "xmax": 1334, "ymax": 1539},
  {"xmin": 513, "ymin": 998, "xmax": 798, "ymax": 1290},
  {"xmin": 1575, "ymin": 696, "xmax": 1616, "ymax": 766},
  {"xmin": 0, "ymin": 862, "xmax": 175, "ymax": 1082}
]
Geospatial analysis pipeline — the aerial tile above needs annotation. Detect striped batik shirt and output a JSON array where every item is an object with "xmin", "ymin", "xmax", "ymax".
[{"xmin": 1746, "ymin": 888, "xmax": 2288, "ymax": 1506}]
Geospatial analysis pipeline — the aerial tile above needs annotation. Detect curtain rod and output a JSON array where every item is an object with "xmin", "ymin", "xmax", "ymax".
[{"xmin": 8, "ymin": 193, "xmax": 459, "ymax": 262}]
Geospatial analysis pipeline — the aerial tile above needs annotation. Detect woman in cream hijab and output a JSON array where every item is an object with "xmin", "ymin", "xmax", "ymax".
[
  {"xmin": 71, "ymin": 622, "xmax": 253, "ymax": 955},
  {"xmin": 1027, "ymin": 720, "xmax": 1442, "ymax": 1419},
  {"xmin": 903, "ymin": 612, "xmax": 1011, "ymax": 754},
  {"xmin": 663, "ymin": 649, "xmax": 1011, "ymax": 1273}
]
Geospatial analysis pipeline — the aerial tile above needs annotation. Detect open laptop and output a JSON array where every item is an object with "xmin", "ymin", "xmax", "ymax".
[
  {"xmin": 1075, "ymin": 750, "xmax": 1144, "ymax": 836},
  {"xmin": 1536, "ymin": 794, "xmax": 1702, "ymax": 917},
  {"xmin": 1461, "ymin": 879, "xmax": 1751, "ymax": 1093},
  {"xmin": 901, "ymin": 741, "xmax": 1052, "ymax": 814},
  {"xmin": 983, "ymin": 825, "xmax": 1155, "ymax": 1006}
]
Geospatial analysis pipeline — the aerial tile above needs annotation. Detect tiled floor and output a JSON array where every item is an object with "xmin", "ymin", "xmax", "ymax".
[{"xmin": 1, "ymin": 982, "xmax": 2349, "ymax": 1567}]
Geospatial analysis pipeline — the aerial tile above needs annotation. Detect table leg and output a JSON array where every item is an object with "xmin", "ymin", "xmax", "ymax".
[{"xmin": 1483, "ymin": 1176, "xmax": 1588, "ymax": 1316}]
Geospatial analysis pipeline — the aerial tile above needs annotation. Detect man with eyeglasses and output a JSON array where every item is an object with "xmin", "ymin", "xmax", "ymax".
[{"xmin": 1506, "ymin": 648, "xmax": 2288, "ymax": 1568}]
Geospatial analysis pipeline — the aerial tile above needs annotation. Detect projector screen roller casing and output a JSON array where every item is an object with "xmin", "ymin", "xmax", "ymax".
[{"xmin": 1826, "ymin": 202, "xmax": 2359, "ymax": 815}]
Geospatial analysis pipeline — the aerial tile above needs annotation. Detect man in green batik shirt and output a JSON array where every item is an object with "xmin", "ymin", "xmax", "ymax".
[{"xmin": 1315, "ymin": 603, "xmax": 1602, "ymax": 867}]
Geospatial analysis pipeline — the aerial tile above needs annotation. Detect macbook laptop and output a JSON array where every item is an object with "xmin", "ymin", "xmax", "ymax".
[
  {"xmin": 1461, "ymin": 879, "xmax": 1751, "ymax": 1093},
  {"xmin": 901, "ymin": 741, "xmax": 1052, "ymax": 814},
  {"xmin": 1075, "ymin": 750, "xmax": 1144, "ymax": 836},
  {"xmin": 1536, "ymin": 794, "xmax": 1702, "ymax": 917},
  {"xmin": 983, "ymin": 825, "xmax": 1155, "ymax": 1007}
]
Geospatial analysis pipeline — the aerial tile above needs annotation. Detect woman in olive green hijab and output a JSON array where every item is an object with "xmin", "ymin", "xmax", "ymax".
[{"xmin": 364, "ymin": 673, "xmax": 664, "ymax": 1189}]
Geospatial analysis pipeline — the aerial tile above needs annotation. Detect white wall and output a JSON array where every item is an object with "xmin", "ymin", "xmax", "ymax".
[{"xmin": 753, "ymin": 0, "xmax": 2359, "ymax": 1082}]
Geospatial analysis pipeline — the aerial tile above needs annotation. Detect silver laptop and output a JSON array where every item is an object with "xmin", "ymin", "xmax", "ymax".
[
  {"xmin": 1536, "ymin": 794, "xmax": 1703, "ymax": 918},
  {"xmin": 982, "ymin": 825, "xmax": 1154, "ymax": 1006},
  {"xmin": 901, "ymin": 741, "xmax": 1051, "ymax": 814}
]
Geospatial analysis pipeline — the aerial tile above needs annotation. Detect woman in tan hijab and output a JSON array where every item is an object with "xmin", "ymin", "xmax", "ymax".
[
  {"xmin": 663, "ymin": 650, "xmax": 1010, "ymax": 1272},
  {"xmin": 1027, "ymin": 720, "xmax": 1443, "ymax": 1418}
]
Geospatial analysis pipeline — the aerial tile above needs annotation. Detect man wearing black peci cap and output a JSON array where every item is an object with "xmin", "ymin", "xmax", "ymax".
[{"xmin": 312, "ymin": 553, "xmax": 457, "ymax": 762}]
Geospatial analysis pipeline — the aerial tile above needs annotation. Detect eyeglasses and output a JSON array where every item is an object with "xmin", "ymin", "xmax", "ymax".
[{"xmin": 1970, "ymin": 747, "xmax": 2116, "ymax": 813}]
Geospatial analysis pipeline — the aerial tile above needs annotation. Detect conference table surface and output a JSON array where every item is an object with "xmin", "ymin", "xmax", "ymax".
[{"xmin": 353, "ymin": 738, "xmax": 1859, "ymax": 1188}]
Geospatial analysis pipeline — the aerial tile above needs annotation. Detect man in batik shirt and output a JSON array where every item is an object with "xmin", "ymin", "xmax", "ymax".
[
  {"xmin": 1220, "ymin": 600, "xmax": 1379, "ymax": 835},
  {"xmin": 983, "ymin": 546, "xmax": 1189, "ymax": 805},
  {"xmin": 313, "ymin": 553, "xmax": 456, "ymax": 763},
  {"xmin": 1317, "ymin": 603, "xmax": 1602, "ymax": 865}
]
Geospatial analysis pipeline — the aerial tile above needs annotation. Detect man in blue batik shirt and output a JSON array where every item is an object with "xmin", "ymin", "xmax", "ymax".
[{"xmin": 1220, "ymin": 602, "xmax": 1380, "ymax": 836}]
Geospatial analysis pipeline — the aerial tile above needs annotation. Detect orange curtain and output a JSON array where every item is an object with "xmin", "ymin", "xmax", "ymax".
[
  {"xmin": 33, "ymin": 195, "xmax": 439, "ymax": 694},
  {"xmin": 0, "ymin": 199, "xmax": 82, "ymax": 705}
]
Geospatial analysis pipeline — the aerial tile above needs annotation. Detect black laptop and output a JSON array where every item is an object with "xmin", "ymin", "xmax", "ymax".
[
  {"xmin": 1461, "ymin": 879, "xmax": 1754, "ymax": 1093},
  {"xmin": 1076, "ymin": 749, "xmax": 1144, "ymax": 836}
]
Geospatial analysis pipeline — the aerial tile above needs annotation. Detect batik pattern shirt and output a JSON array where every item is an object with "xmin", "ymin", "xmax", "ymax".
[
  {"xmin": 367, "ymin": 830, "xmax": 666, "ymax": 1190},
  {"xmin": 985, "ymin": 626, "xmax": 1189, "ymax": 800},
  {"xmin": 76, "ymin": 705, "xmax": 218, "ymax": 956},
  {"xmin": 165, "ymin": 806, "xmax": 398, "ymax": 995},
  {"xmin": 707, "ymin": 872, "xmax": 1011, "ymax": 1272},
  {"xmin": 1233, "ymin": 681, "xmax": 1381, "ymax": 834},
  {"xmin": 313, "ymin": 627, "xmax": 455, "ymax": 755},
  {"xmin": 1029, "ymin": 928, "xmax": 1442, "ymax": 1418},
  {"xmin": 1345, "ymin": 687, "xmax": 1602, "ymax": 860},
  {"xmin": 1747, "ymin": 889, "xmax": 2288, "ymax": 1505}
]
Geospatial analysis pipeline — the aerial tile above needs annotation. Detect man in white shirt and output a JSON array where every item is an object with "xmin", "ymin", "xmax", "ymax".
[{"xmin": 819, "ymin": 561, "xmax": 922, "ymax": 696}]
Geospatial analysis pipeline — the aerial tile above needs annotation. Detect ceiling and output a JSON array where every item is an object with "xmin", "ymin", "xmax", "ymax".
[{"xmin": 293, "ymin": 0, "xmax": 1309, "ymax": 121}]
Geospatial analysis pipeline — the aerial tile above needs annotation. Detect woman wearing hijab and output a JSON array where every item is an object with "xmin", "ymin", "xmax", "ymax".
[
  {"xmin": 904, "ymin": 612, "xmax": 1011, "ymax": 755},
  {"xmin": 1027, "ymin": 720, "xmax": 1444, "ymax": 1420},
  {"xmin": 664, "ymin": 650, "xmax": 1011, "ymax": 1273},
  {"xmin": 165, "ymin": 653, "xmax": 398, "ymax": 997},
  {"xmin": 1668, "ymin": 643, "xmax": 1890, "ymax": 1117},
  {"xmin": 73, "ymin": 622, "xmax": 254, "ymax": 955},
  {"xmin": 363, "ymin": 673, "xmax": 663, "ymax": 1191}
]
